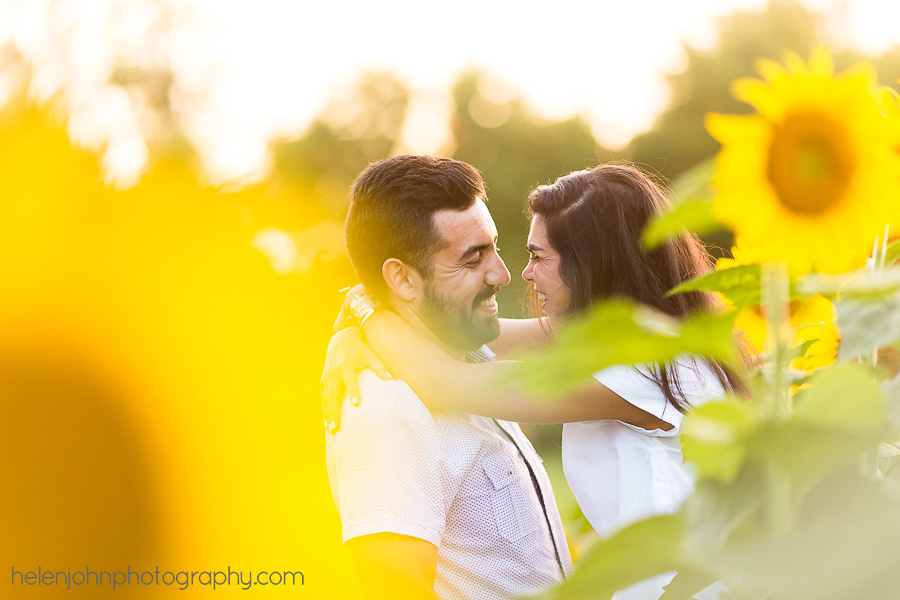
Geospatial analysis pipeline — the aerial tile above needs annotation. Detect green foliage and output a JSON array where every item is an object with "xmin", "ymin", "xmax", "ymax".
[
  {"xmin": 641, "ymin": 198, "xmax": 722, "ymax": 250},
  {"xmin": 764, "ymin": 366, "xmax": 886, "ymax": 492},
  {"xmin": 885, "ymin": 240, "xmax": 900, "ymax": 265},
  {"xmin": 836, "ymin": 294, "xmax": 900, "ymax": 359},
  {"xmin": 798, "ymin": 268, "xmax": 900, "ymax": 299},
  {"xmin": 669, "ymin": 264, "xmax": 761, "ymax": 309},
  {"xmin": 880, "ymin": 375, "xmax": 900, "ymax": 430},
  {"xmin": 533, "ymin": 514, "xmax": 686, "ymax": 600},
  {"xmin": 271, "ymin": 72, "xmax": 411, "ymax": 219},
  {"xmin": 681, "ymin": 399, "xmax": 756, "ymax": 483},
  {"xmin": 640, "ymin": 157, "xmax": 739, "ymax": 256},
  {"xmin": 506, "ymin": 301, "xmax": 737, "ymax": 398},
  {"xmin": 700, "ymin": 470, "xmax": 900, "ymax": 600},
  {"xmin": 670, "ymin": 158, "xmax": 717, "ymax": 203},
  {"xmin": 659, "ymin": 569, "xmax": 719, "ymax": 600}
]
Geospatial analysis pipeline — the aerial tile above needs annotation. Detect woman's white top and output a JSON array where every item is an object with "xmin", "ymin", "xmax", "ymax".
[{"xmin": 562, "ymin": 359, "xmax": 726, "ymax": 599}]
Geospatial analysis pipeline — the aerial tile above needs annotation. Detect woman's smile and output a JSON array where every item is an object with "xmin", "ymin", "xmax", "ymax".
[{"xmin": 523, "ymin": 215, "xmax": 571, "ymax": 327}]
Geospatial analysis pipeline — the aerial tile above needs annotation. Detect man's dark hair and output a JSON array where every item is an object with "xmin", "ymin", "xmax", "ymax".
[{"xmin": 345, "ymin": 155, "xmax": 487, "ymax": 295}]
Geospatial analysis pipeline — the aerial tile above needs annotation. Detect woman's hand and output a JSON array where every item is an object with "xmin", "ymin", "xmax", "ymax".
[
  {"xmin": 333, "ymin": 283, "xmax": 368, "ymax": 333},
  {"xmin": 320, "ymin": 326, "xmax": 392, "ymax": 434}
]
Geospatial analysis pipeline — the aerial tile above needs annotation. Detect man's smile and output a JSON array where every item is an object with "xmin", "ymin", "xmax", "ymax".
[{"xmin": 476, "ymin": 295, "xmax": 498, "ymax": 314}]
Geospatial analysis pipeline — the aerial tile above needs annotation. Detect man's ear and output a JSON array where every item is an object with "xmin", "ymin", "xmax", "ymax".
[{"xmin": 382, "ymin": 258, "xmax": 422, "ymax": 302}]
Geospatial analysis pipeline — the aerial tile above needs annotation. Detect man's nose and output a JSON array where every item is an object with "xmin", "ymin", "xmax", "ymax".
[{"xmin": 486, "ymin": 252, "xmax": 511, "ymax": 287}]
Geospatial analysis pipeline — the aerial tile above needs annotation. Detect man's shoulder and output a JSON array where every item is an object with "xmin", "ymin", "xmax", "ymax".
[{"xmin": 345, "ymin": 370, "xmax": 436, "ymax": 428}]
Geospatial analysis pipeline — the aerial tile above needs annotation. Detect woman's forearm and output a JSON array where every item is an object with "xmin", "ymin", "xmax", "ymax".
[
  {"xmin": 489, "ymin": 317, "xmax": 551, "ymax": 360},
  {"xmin": 362, "ymin": 310, "xmax": 662, "ymax": 426}
]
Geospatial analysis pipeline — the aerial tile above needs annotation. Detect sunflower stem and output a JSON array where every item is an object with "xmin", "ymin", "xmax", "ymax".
[
  {"xmin": 762, "ymin": 262, "xmax": 792, "ymax": 419},
  {"xmin": 861, "ymin": 226, "xmax": 890, "ymax": 478}
]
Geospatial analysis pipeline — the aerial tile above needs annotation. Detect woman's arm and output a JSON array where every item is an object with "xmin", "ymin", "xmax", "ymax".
[
  {"xmin": 363, "ymin": 310, "xmax": 673, "ymax": 429},
  {"xmin": 488, "ymin": 317, "xmax": 551, "ymax": 360}
]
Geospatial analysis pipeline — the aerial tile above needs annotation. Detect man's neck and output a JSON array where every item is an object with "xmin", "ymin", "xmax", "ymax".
[{"xmin": 387, "ymin": 298, "xmax": 469, "ymax": 362}]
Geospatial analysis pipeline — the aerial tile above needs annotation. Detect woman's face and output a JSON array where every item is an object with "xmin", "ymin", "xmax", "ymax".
[{"xmin": 522, "ymin": 215, "xmax": 571, "ymax": 328}]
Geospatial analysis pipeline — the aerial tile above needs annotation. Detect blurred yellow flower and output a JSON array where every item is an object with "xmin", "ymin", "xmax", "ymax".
[
  {"xmin": 716, "ymin": 249, "xmax": 838, "ymax": 375},
  {"xmin": 0, "ymin": 97, "xmax": 357, "ymax": 598},
  {"xmin": 791, "ymin": 295, "xmax": 839, "ymax": 373},
  {"xmin": 715, "ymin": 237, "xmax": 768, "ymax": 271},
  {"xmin": 707, "ymin": 47, "xmax": 900, "ymax": 274}
]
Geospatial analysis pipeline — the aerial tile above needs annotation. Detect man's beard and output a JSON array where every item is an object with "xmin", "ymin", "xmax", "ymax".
[{"xmin": 419, "ymin": 282, "xmax": 501, "ymax": 352}]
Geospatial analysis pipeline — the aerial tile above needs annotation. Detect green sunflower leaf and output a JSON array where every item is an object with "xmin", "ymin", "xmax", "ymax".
[
  {"xmin": 682, "ymin": 398, "xmax": 757, "ymax": 484},
  {"xmin": 835, "ymin": 295, "xmax": 900, "ymax": 359},
  {"xmin": 642, "ymin": 198, "xmax": 722, "ymax": 250},
  {"xmin": 534, "ymin": 514, "xmax": 685, "ymax": 600},
  {"xmin": 885, "ymin": 240, "xmax": 900, "ymax": 266},
  {"xmin": 660, "ymin": 569, "xmax": 720, "ymax": 600},
  {"xmin": 505, "ymin": 301, "xmax": 737, "ymax": 399},
  {"xmin": 669, "ymin": 264, "xmax": 761, "ymax": 309}
]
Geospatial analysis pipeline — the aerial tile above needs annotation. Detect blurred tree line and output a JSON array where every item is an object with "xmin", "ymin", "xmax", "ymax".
[
  {"xmin": 267, "ymin": 0, "xmax": 900, "ymax": 318},
  {"xmin": 18, "ymin": 0, "xmax": 895, "ymax": 313}
]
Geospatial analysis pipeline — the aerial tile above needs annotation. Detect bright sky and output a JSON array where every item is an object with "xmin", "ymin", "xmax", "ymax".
[{"xmin": 1, "ymin": 0, "xmax": 898, "ymax": 183}]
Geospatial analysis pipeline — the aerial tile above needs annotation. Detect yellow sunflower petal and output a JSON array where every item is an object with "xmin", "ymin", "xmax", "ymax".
[
  {"xmin": 755, "ymin": 57, "xmax": 788, "ymax": 83},
  {"xmin": 783, "ymin": 50, "xmax": 808, "ymax": 75},
  {"xmin": 807, "ymin": 45, "xmax": 835, "ymax": 77}
]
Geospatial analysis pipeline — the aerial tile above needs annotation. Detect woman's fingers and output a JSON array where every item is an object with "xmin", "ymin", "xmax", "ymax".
[
  {"xmin": 322, "ymin": 371, "xmax": 342, "ymax": 434},
  {"xmin": 321, "ymin": 320, "xmax": 385, "ymax": 434},
  {"xmin": 343, "ymin": 366, "xmax": 362, "ymax": 409},
  {"xmin": 320, "ymin": 377, "xmax": 332, "ymax": 431}
]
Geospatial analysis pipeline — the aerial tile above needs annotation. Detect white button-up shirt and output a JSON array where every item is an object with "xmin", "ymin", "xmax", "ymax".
[{"xmin": 326, "ymin": 367, "xmax": 573, "ymax": 599}]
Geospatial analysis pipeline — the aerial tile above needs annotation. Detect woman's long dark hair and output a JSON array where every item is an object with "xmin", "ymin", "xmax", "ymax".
[{"xmin": 527, "ymin": 164, "xmax": 747, "ymax": 411}]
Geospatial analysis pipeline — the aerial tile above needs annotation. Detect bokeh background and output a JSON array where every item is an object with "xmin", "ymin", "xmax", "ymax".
[{"xmin": 1, "ymin": 0, "xmax": 898, "ymax": 597}]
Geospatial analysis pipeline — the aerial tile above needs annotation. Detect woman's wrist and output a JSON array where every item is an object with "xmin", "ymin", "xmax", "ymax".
[{"xmin": 348, "ymin": 291, "xmax": 381, "ymax": 326}]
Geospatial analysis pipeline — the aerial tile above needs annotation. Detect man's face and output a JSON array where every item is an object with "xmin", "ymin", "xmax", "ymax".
[{"xmin": 417, "ymin": 199, "xmax": 511, "ymax": 351}]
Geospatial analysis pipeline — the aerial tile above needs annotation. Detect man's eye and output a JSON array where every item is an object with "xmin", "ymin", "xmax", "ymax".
[{"xmin": 465, "ymin": 256, "xmax": 483, "ymax": 268}]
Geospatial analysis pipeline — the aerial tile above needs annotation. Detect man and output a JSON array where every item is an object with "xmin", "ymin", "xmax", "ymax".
[{"xmin": 325, "ymin": 156, "xmax": 572, "ymax": 599}]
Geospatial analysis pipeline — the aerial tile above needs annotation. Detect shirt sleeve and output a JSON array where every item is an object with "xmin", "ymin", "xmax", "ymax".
[
  {"xmin": 328, "ymin": 371, "xmax": 447, "ymax": 546},
  {"xmin": 591, "ymin": 361, "xmax": 726, "ymax": 436},
  {"xmin": 591, "ymin": 364, "xmax": 683, "ymax": 435}
]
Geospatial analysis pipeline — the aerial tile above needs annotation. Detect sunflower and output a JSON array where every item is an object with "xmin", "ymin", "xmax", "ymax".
[
  {"xmin": 707, "ymin": 47, "xmax": 900, "ymax": 274},
  {"xmin": 0, "ymin": 97, "xmax": 356, "ymax": 596},
  {"xmin": 716, "ymin": 242, "xmax": 838, "ymax": 375}
]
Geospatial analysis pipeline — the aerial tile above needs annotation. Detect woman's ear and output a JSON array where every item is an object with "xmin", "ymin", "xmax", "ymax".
[{"xmin": 382, "ymin": 258, "xmax": 422, "ymax": 303}]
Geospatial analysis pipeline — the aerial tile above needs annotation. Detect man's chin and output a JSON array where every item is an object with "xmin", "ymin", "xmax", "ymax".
[
  {"xmin": 419, "ymin": 288, "xmax": 501, "ymax": 351},
  {"xmin": 437, "ymin": 315, "xmax": 500, "ymax": 352},
  {"xmin": 467, "ymin": 314, "xmax": 501, "ymax": 348}
]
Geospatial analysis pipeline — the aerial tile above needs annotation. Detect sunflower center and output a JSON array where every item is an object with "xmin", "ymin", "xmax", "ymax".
[{"xmin": 766, "ymin": 110, "xmax": 855, "ymax": 216}]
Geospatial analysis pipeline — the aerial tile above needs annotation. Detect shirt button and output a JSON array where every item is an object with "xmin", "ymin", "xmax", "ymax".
[{"xmin": 657, "ymin": 465, "xmax": 667, "ymax": 476}]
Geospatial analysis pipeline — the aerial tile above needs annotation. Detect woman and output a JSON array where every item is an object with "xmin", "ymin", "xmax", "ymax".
[{"xmin": 324, "ymin": 164, "xmax": 747, "ymax": 598}]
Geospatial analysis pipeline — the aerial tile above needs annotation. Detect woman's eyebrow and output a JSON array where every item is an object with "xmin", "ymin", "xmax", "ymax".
[{"xmin": 526, "ymin": 244, "xmax": 545, "ymax": 253}]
